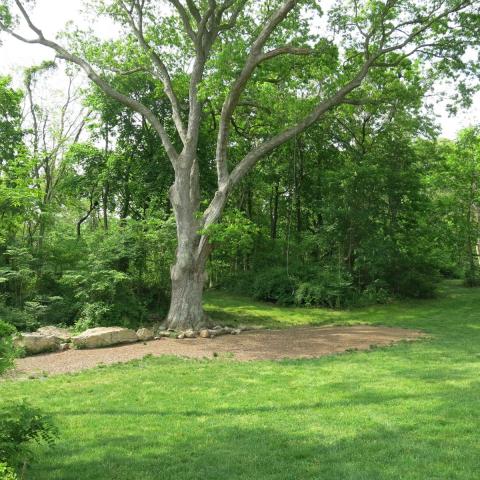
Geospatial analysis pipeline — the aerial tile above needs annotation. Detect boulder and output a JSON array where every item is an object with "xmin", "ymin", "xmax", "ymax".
[
  {"xmin": 184, "ymin": 329, "xmax": 197, "ymax": 338},
  {"xmin": 37, "ymin": 326, "xmax": 71, "ymax": 342},
  {"xmin": 199, "ymin": 329, "xmax": 210, "ymax": 338},
  {"xmin": 14, "ymin": 333, "xmax": 61, "ymax": 355},
  {"xmin": 157, "ymin": 331, "xmax": 172, "ymax": 338},
  {"xmin": 136, "ymin": 328, "xmax": 154, "ymax": 341},
  {"xmin": 72, "ymin": 327, "xmax": 138, "ymax": 349}
]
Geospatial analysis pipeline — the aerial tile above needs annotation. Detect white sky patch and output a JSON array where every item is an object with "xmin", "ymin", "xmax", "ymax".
[{"xmin": 0, "ymin": 0, "xmax": 479, "ymax": 140}]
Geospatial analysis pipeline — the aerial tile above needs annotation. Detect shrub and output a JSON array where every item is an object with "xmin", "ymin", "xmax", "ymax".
[
  {"xmin": 0, "ymin": 304, "xmax": 35, "ymax": 332},
  {"xmin": 0, "ymin": 324, "xmax": 58, "ymax": 479},
  {"xmin": 0, "ymin": 402, "xmax": 58, "ymax": 474},
  {"xmin": 464, "ymin": 268, "xmax": 480, "ymax": 287},
  {"xmin": 295, "ymin": 268, "xmax": 354, "ymax": 308},
  {"xmin": 0, "ymin": 320, "xmax": 16, "ymax": 375},
  {"xmin": 251, "ymin": 267, "xmax": 297, "ymax": 305},
  {"xmin": 61, "ymin": 268, "xmax": 148, "ymax": 330},
  {"xmin": 384, "ymin": 254, "xmax": 440, "ymax": 298},
  {"xmin": 357, "ymin": 282, "xmax": 392, "ymax": 305},
  {"xmin": 0, "ymin": 462, "xmax": 18, "ymax": 480}
]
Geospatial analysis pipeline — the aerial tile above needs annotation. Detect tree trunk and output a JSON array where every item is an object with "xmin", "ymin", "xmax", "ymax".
[
  {"xmin": 270, "ymin": 182, "xmax": 280, "ymax": 240},
  {"xmin": 165, "ymin": 157, "xmax": 209, "ymax": 330},
  {"xmin": 167, "ymin": 256, "xmax": 208, "ymax": 330}
]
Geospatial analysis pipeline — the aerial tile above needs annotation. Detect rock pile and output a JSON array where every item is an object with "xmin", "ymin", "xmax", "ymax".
[
  {"xmin": 13, "ymin": 323, "xmax": 245, "ymax": 356},
  {"xmin": 176, "ymin": 326, "xmax": 243, "ymax": 339}
]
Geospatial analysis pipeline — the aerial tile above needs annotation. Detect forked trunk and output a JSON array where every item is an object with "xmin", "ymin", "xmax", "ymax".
[{"xmin": 165, "ymin": 157, "xmax": 210, "ymax": 330}]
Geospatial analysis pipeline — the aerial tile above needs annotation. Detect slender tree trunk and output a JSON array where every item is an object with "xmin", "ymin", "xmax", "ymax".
[
  {"xmin": 295, "ymin": 141, "xmax": 304, "ymax": 236},
  {"xmin": 102, "ymin": 184, "xmax": 109, "ymax": 230},
  {"xmin": 271, "ymin": 182, "xmax": 280, "ymax": 240},
  {"xmin": 103, "ymin": 127, "xmax": 110, "ymax": 230},
  {"xmin": 475, "ymin": 204, "xmax": 480, "ymax": 268}
]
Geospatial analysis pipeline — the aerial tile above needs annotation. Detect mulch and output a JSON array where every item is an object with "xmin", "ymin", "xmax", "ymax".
[{"xmin": 12, "ymin": 325, "xmax": 426, "ymax": 377}]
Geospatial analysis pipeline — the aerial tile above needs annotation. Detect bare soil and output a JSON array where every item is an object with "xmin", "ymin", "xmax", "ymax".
[{"xmin": 13, "ymin": 325, "xmax": 425, "ymax": 377}]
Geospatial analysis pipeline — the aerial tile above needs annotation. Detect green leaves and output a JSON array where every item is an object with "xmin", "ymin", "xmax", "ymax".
[
  {"xmin": 0, "ymin": 1, "xmax": 14, "ymax": 32},
  {"xmin": 0, "ymin": 320, "xmax": 16, "ymax": 375},
  {"xmin": 0, "ymin": 401, "xmax": 58, "ymax": 471}
]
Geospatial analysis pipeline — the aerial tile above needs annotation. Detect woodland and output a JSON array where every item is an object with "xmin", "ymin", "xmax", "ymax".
[{"xmin": 0, "ymin": 0, "xmax": 480, "ymax": 479}]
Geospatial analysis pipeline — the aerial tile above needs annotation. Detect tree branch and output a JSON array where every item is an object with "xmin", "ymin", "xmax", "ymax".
[
  {"xmin": 228, "ymin": 59, "xmax": 376, "ymax": 189},
  {"xmin": 119, "ymin": 0, "xmax": 187, "ymax": 143},
  {"xmin": 167, "ymin": 0, "xmax": 197, "ymax": 42},
  {"xmin": 215, "ymin": 0, "xmax": 299, "ymax": 187},
  {"xmin": 5, "ymin": 0, "xmax": 179, "ymax": 165}
]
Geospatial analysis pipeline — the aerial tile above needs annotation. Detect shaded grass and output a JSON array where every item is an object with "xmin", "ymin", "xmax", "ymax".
[{"xmin": 2, "ymin": 280, "xmax": 480, "ymax": 479}]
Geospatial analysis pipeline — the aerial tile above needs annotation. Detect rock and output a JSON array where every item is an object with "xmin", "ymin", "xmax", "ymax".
[
  {"xmin": 157, "ymin": 331, "xmax": 172, "ymax": 338},
  {"xmin": 37, "ymin": 326, "xmax": 71, "ymax": 342},
  {"xmin": 136, "ymin": 328, "xmax": 154, "ymax": 341},
  {"xmin": 184, "ymin": 329, "xmax": 197, "ymax": 338},
  {"xmin": 59, "ymin": 343, "xmax": 70, "ymax": 352},
  {"xmin": 152, "ymin": 324, "xmax": 166, "ymax": 335},
  {"xmin": 177, "ymin": 332, "xmax": 186, "ymax": 339},
  {"xmin": 223, "ymin": 326, "xmax": 234, "ymax": 334},
  {"xmin": 14, "ymin": 333, "xmax": 60, "ymax": 355},
  {"xmin": 213, "ymin": 325, "xmax": 223, "ymax": 331},
  {"xmin": 72, "ymin": 327, "xmax": 138, "ymax": 349},
  {"xmin": 231, "ymin": 328, "xmax": 242, "ymax": 335},
  {"xmin": 199, "ymin": 329, "xmax": 210, "ymax": 338}
]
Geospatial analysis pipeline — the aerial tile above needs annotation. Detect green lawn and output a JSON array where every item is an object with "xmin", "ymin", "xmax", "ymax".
[{"xmin": 2, "ymin": 281, "xmax": 480, "ymax": 479}]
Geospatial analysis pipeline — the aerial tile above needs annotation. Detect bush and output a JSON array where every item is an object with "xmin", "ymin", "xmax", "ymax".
[
  {"xmin": 0, "ymin": 402, "xmax": 58, "ymax": 474},
  {"xmin": 294, "ymin": 268, "xmax": 354, "ymax": 308},
  {"xmin": 0, "ymin": 462, "xmax": 18, "ymax": 480},
  {"xmin": 1, "ymin": 323, "xmax": 58, "ymax": 479},
  {"xmin": 227, "ymin": 264, "xmax": 401, "ymax": 309},
  {"xmin": 61, "ymin": 267, "xmax": 148, "ymax": 330},
  {"xmin": 356, "ymin": 282, "xmax": 392, "ymax": 305},
  {"xmin": 248, "ymin": 266, "xmax": 358, "ymax": 308},
  {"xmin": 0, "ymin": 304, "xmax": 35, "ymax": 332},
  {"xmin": 464, "ymin": 268, "xmax": 480, "ymax": 287},
  {"xmin": 251, "ymin": 267, "xmax": 297, "ymax": 305},
  {"xmin": 0, "ymin": 320, "xmax": 16, "ymax": 375},
  {"xmin": 384, "ymin": 254, "xmax": 440, "ymax": 298}
]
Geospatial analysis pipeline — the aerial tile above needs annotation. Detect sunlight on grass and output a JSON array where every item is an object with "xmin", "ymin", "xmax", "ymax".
[{"xmin": 2, "ymin": 281, "xmax": 480, "ymax": 479}]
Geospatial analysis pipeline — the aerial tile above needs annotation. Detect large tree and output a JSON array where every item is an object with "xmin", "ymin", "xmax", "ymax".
[{"xmin": 1, "ymin": 0, "xmax": 478, "ymax": 329}]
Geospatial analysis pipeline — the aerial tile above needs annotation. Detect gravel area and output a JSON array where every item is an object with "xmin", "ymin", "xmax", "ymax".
[{"xmin": 13, "ymin": 325, "xmax": 425, "ymax": 377}]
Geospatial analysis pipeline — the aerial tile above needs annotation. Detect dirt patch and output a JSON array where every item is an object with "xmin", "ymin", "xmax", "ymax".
[{"xmin": 13, "ymin": 325, "xmax": 425, "ymax": 377}]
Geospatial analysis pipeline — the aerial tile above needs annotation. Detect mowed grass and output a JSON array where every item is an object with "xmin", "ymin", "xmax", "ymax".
[{"xmin": 2, "ymin": 281, "xmax": 480, "ymax": 479}]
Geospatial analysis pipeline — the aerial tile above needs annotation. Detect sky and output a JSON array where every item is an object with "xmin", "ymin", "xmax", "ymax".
[{"xmin": 1, "ymin": 0, "xmax": 479, "ymax": 139}]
